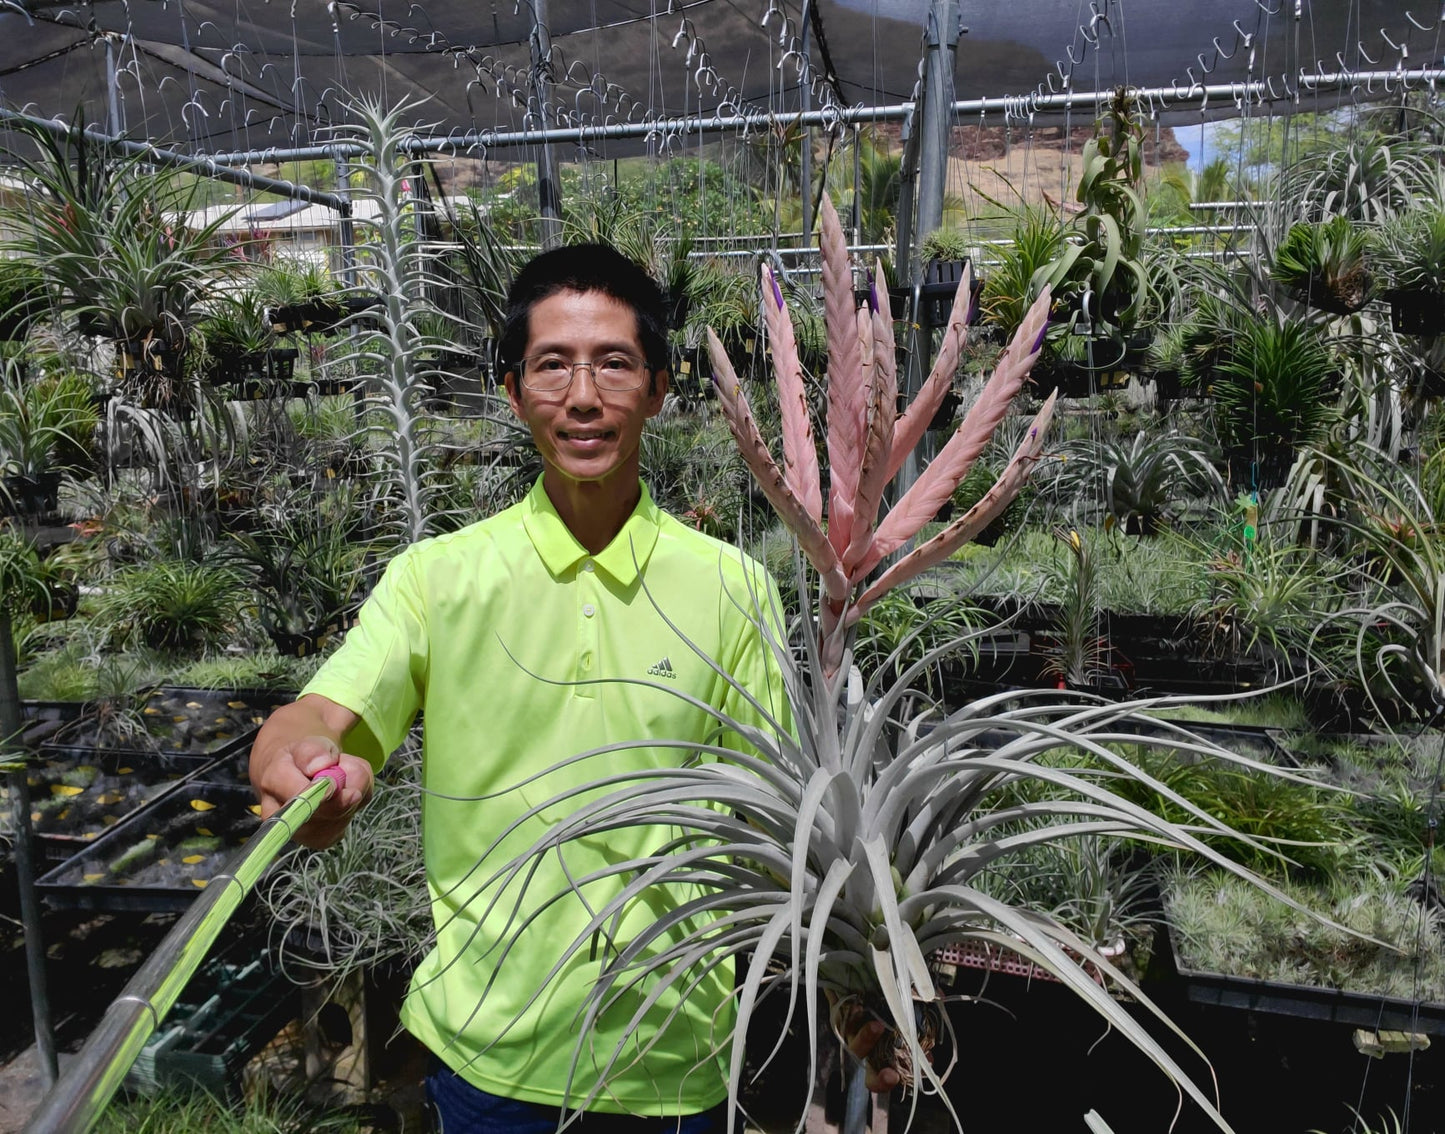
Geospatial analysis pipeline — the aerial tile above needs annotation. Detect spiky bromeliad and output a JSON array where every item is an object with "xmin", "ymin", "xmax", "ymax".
[{"xmin": 459, "ymin": 196, "xmax": 1331, "ymax": 1133}]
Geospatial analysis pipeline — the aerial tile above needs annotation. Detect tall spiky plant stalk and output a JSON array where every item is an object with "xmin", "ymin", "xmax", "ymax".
[
  {"xmin": 329, "ymin": 98, "xmax": 470, "ymax": 545},
  {"xmin": 707, "ymin": 195, "xmax": 1054, "ymax": 683}
]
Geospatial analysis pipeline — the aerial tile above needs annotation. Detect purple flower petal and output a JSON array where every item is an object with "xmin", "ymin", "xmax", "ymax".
[
  {"xmin": 966, "ymin": 292, "xmax": 980, "ymax": 326},
  {"xmin": 769, "ymin": 268, "xmax": 784, "ymax": 311},
  {"xmin": 1030, "ymin": 317, "xmax": 1050, "ymax": 355},
  {"xmin": 868, "ymin": 272, "xmax": 879, "ymax": 314}
]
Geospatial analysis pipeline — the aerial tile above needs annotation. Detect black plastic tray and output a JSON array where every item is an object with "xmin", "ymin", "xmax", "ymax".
[
  {"xmin": 37, "ymin": 781, "xmax": 263, "ymax": 912},
  {"xmin": 17, "ymin": 742, "xmax": 252, "ymax": 863},
  {"xmin": 1175, "ymin": 963, "xmax": 1445, "ymax": 1035},
  {"xmin": 44, "ymin": 686, "xmax": 288, "ymax": 757}
]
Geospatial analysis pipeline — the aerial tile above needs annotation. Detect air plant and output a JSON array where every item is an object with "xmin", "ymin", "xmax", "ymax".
[
  {"xmin": 458, "ymin": 194, "xmax": 1354, "ymax": 1133},
  {"xmin": 707, "ymin": 194, "xmax": 1055, "ymax": 681}
]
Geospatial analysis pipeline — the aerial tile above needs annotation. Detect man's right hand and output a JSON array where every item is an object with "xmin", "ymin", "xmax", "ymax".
[{"xmin": 249, "ymin": 694, "xmax": 372, "ymax": 849}]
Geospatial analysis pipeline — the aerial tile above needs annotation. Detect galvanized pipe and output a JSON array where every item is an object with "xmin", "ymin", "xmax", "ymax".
[
  {"xmin": 0, "ymin": 108, "xmax": 350, "ymax": 213},
  {"xmin": 22, "ymin": 770, "xmax": 346, "ymax": 1134},
  {"xmin": 0, "ymin": 605, "xmax": 57, "ymax": 1086},
  {"xmin": 198, "ymin": 68, "xmax": 1445, "ymax": 164}
]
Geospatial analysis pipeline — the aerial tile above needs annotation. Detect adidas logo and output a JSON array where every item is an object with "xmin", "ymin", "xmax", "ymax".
[{"xmin": 647, "ymin": 656, "xmax": 677, "ymax": 679}]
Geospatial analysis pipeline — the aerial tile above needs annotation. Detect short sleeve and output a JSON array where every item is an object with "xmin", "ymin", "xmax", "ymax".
[
  {"xmin": 714, "ymin": 562, "xmax": 793, "ymax": 759},
  {"xmin": 302, "ymin": 547, "xmax": 428, "ymax": 771}
]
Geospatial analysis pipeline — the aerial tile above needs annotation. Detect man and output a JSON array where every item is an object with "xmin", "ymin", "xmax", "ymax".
[{"xmin": 250, "ymin": 243, "xmax": 788, "ymax": 1133}]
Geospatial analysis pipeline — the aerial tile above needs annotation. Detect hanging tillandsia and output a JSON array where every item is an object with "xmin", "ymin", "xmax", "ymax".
[{"xmin": 468, "ymin": 194, "xmax": 1363, "ymax": 1134}]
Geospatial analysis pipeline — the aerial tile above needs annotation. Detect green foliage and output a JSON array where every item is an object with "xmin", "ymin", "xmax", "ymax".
[
  {"xmin": 95, "ymin": 1086, "xmax": 363, "ymax": 1134},
  {"xmin": 1035, "ymin": 88, "xmax": 1156, "ymax": 341},
  {"xmin": 1270, "ymin": 216, "xmax": 1372, "ymax": 313},
  {"xmin": 1376, "ymin": 203, "xmax": 1445, "ymax": 296},
  {"xmin": 198, "ymin": 291, "xmax": 276, "ymax": 357},
  {"xmin": 224, "ymin": 506, "xmax": 372, "ymax": 640},
  {"xmin": 0, "ymin": 116, "xmax": 243, "ymax": 352},
  {"xmin": 0, "ymin": 364, "xmax": 99, "ymax": 479},
  {"xmin": 1212, "ymin": 318, "xmax": 1343, "ymax": 453},
  {"xmin": 919, "ymin": 225, "xmax": 970, "ymax": 263},
  {"xmin": 93, "ymin": 559, "xmax": 244, "ymax": 651},
  {"xmin": 261, "ymin": 739, "xmax": 430, "ymax": 983},
  {"xmin": 980, "ymin": 205, "xmax": 1069, "ymax": 335},
  {"xmin": 639, "ymin": 410, "xmax": 749, "ymax": 543},
  {"xmin": 1164, "ymin": 866, "xmax": 1445, "ymax": 1000},
  {"xmin": 1116, "ymin": 749, "xmax": 1351, "ymax": 879},
  {"xmin": 1046, "ymin": 428, "xmax": 1225, "ymax": 535},
  {"xmin": 1041, "ymin": 528, "xmax": 1107, "ymax": 687},
  {"xmin": 852, "ymin": 588, "xmax": 984, "ymax": 694},
  {"xmin": 1282, "ymin": 133, "xmax": 1437, "ymax": 224}
]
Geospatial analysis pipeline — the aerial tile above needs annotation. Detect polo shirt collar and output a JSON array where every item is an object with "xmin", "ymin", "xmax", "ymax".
[{"xmin": 521, "ymin": 477, "xmax": 662, "ymax": 584}]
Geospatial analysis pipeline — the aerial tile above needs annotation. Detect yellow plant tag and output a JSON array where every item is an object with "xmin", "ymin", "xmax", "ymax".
[{"xmin": 190, "ymin": 800, "xmax": 216, "ymax": 812}]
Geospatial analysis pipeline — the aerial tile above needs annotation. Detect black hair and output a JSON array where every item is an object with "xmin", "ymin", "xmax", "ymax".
[{"xmin": 497, "ymin": 243, "xmax": 669, "ymax": 378}]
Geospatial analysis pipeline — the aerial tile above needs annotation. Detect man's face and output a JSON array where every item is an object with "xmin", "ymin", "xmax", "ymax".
[{"xmin": 505, "ymin": 288, "xmax": 668, "ymax": 496}]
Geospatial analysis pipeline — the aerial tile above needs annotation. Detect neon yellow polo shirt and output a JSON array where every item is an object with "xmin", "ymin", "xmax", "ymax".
[{"xmin": 303, "ymin": 478, "xmax": 789, "ymax": 1115}]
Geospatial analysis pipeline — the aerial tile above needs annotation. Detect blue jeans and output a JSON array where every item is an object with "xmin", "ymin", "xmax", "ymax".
[{"xmin": 425, "ymin": 1060, "xmax": 730, "ymax": 1134}]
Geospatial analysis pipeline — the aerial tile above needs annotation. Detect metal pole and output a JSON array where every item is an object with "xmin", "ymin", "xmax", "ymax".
[
  {"xmin": 798, "ymin": 0, "xmax": 814, "ymax": 244},
  {"xmin": 335, "ymin": 156, "xmax": 357, "ymax": 288},
  {"xmin": 103, "ymin": 37, "xmax": 123, "ymax": 141},
  {"xmin": 0, "ymin": 108, "xmax": 349, "ymax": 213},
  {"xmin": 23, "ymin": 772, "xmax": 345, "ymax": 1134},
  {"xmin": 530, "ymin": 0, "xmax": 563, "ymax": 250},
  {"xmin": 0, "ymin": 606, "xmax": 57, "ymax": 1087},
  {"xmin": 842, "ymin": 1057, "xmax": 871, "ymax": 1134},
  {"xmin": 914, "ymin": 0, "xmax": 960, "ymax": 254},
  {"xmin": 195, "ymin": 69, "xmax": 1445, "ymax": 164}
]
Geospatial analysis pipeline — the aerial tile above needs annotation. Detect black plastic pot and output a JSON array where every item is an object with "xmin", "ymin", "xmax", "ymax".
[
  {"xmin": 0, "ymin": 471, "xmax": 61, "ymax": 516},
  {"xmin": 1386, "ymin": 288, "xmax": 1445, "ymax": 336},
  {"xmin": 30, "ymin": 580, "xmax": 78, "ymax": 623},
  {"xmin": 269, "ymin": 295, "xmax": 383, "ymax": 335}
]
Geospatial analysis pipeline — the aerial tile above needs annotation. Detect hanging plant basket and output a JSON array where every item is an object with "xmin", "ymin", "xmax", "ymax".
[
  {"xmin": 915, "ymin": 259, "xmax": 982, "ymax": 328},
  {"xmin": 206, "ymin": 346, "xmax": 299, "ymax": 387},
  {"xmin": 1285, "ymin": 276, "xmax": 1371, "ymax": 318},
  {"xmin": 1385, "ymin": 288, "xmax": 1445, "ymax": 336},
  {"xmin": 114, "ymin": 338, "xmax": 184, "ymax": 382},
  {"xmin": 0, "ymin": 471, "xmax": 61, "ymax": 517},
  {"xmin": 1226, "ymin": 446, "xmax": 1297, "ymax": 491},
  {"xmin": 1409, "ymin": 366, "xmax": 1445, "ymax": 399},
  {"xmin": 269, "ymin": 295, "xmax": 383, "ymax": 335},
  {"xmin": 308, "ymin": 376, "xmax": 363, "ymax": 397}
]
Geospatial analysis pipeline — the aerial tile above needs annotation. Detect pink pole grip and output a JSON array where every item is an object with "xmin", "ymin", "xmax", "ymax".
[{"xmin": 312, "ymin": 765, "xmax": 347, "ymax": 791}]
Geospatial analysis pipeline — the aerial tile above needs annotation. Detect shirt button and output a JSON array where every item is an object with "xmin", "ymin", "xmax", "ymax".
[
  {"xmin": 582, "ymin": 603, "xmax": 596, "ymax": 618},
  {"xmin": 581, "ymin": 652, "xmax": 593, "ymax": 668},
  {"xmin": 582, "ymin": 561, "xmax": 594, "ymax": 573}
]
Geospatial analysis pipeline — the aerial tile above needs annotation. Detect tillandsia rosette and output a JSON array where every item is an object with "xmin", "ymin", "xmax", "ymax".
[{"xmin": 460, "ymin": 195, "xmax": 1364, "ymax": 1134}]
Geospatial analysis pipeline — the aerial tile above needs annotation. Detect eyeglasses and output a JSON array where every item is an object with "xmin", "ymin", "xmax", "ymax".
[{"xmin": 519, "ymin": 352, "xmax": 649, "ymax": 392}]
